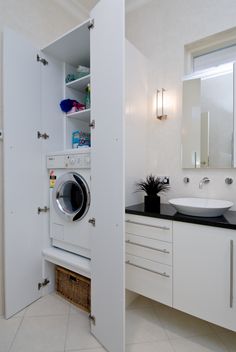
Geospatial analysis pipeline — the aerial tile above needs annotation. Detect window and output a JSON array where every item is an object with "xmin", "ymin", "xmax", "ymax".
[
  {"xmin": 185, "ymin": 27, "xmax": 236, "ymax": 74},
  {"xmin": 193, "ymin": 44, "xmax": 236, "ymax": 72}
]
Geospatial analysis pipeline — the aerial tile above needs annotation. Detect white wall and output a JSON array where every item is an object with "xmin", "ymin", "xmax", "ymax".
[
  {"xmin": 0, "ymin": 0, "xmax": 88, "ymax": 316},
  {"xmin": 125, "ymin": 40, "xmax": 148, "ymax": 205},
  {"xmin": 126, "ymin": 0, "xmax": 236, "ymax": 208}
]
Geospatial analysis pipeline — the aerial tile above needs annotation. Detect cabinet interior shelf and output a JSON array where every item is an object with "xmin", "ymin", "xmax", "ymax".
[
  {"xmin": 66, "ymin": 108, "xmax": 91, "ymax": 122},
  {"xmin": 42, "ymin": 20, "xmax": 90, "ymax": 67},
  {"xmin": 66, "ymin": 74, "xmax": 90, "ymax": 92},
  {"xmin": 42, "ymin": 247, "xmax": 91, "ymax": 278}
]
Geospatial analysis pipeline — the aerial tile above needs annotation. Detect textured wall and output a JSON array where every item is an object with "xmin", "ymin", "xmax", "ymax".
[
  {"xmin": 126, "ymin": 0, "xmax": 236, "ymax": 207},
  {"xmin": 0, "ymin": 0, "xmax": 87, "ymax": 315}
]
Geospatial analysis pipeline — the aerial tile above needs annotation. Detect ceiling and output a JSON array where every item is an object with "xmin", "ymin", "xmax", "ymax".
[
  {"xmin": 126, "ymin": 0, "xmax": 154, "ymax": 13},
  {"xmin": 60, "ymin": 0, "xmax": 154, "ymax": 17},
  {"xmin": 73, "ymin": 0, "xmax": 99, "ymax": 13}
]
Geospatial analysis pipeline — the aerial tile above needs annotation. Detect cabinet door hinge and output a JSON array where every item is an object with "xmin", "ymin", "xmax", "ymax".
[
  {"xmin": 37, "ymin": 54, "xmax": 48, "ymax": 66},
  {"xmin": 38, "ymin": 206, "xmax": 49, "ymax": 215},
  {"xmin": 88, "ymin": 19, "xmax": 94, "ymax": 30},
  {"xmin": 89, "ymin": 314, "xmax": 96, "ymax": 325},
  {"xmin": 89, "ymin": 120, "xmax": 95, "ymax": 129},
  {"xmin": 37, "ymin": 131, "xmax": 49, "ymax": 139},
  {"xmin": 88, "ymin": 218, "xmax": 96, "ymax": 227},
  {"xmin": 38, "ymin": 278, "xmax": 50, "ymax": 290}
]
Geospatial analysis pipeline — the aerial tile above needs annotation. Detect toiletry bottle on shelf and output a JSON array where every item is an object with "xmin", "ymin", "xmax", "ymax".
[{"xmin": 85, "ymin": 84, "xmax": 90, "ymax": 109}]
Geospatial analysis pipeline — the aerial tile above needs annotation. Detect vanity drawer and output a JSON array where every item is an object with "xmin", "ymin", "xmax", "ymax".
[
  {"xmin": 125, "ymin": 214, "xmax": 172, "ymax": 243},
  {"xmin": 126, "ymin": 253, "xmax": 172, "ymax": 306},
  {"xmin": 126, "ymin": 233, "xmax": 172, "ymax": 265}
]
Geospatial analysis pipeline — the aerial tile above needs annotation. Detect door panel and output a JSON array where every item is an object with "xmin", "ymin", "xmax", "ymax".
[
  {"xmin": 3, "ymin": 28, "xmax": 43, "ymax": 318},
  {"xmin": 90, "ymin": 0, "xmax": 125, "ymax": 351},
  {"xmin": 173, "ymin": 221, "xmax": 236, "ymax": 331}
]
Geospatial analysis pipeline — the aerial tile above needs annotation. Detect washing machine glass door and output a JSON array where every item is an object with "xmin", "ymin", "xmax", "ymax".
[{"xmin": 53, "ymin": 172, "xmax": 90, "ymax": 222}]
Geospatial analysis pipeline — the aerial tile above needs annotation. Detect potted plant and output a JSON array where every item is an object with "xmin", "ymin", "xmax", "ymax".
[{"xmin": 136, "ymin": 175, "xmax": 170, "ymax": 212}]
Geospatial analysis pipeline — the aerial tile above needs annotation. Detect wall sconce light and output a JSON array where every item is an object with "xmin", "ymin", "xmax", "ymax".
[{"xmin": 156, "ymin": 88, "xmax": 167, "ymax": 120}]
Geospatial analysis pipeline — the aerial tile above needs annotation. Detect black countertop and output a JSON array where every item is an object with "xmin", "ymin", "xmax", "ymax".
[{"xmin": 125, "ymin": 203, "xmax": 236, "ymax": 230}]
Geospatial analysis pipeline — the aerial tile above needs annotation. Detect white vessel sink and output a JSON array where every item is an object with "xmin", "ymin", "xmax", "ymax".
[{"xmin": 169, "ymin": 197, "xmax": 233, "ymax": 217}]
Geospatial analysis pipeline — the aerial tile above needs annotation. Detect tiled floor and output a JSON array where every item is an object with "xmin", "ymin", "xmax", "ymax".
[
  {"xmin": 0, "ymin": 293, "xmax": 236, "ymax": 352},
  {"xmin": 126, "ymin": 296, "xmax": 236, "ymax": 352}
]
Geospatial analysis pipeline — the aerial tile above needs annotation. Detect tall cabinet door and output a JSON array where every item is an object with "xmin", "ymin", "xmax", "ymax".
[
  {"xmin": 90, "ymin": 1, "xmax": 125, "ymax": 351},
  {"xmin": 3, "ymin": 28, "xmax": 43, "ymax": 318}
]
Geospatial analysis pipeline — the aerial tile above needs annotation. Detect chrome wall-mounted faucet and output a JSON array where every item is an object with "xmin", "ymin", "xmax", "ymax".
[
  {"xmin": 199, "ymin": 177, "xmax": 210, "ymax": 189},
  {"xmin": 225, "ymin": 177, "xmax": 233, "ymax": 185}
]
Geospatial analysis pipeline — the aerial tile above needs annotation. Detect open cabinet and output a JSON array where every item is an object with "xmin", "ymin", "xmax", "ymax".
[{"xmin": 3, "ymin": 0, "xmax": 125, "ymax": 351}]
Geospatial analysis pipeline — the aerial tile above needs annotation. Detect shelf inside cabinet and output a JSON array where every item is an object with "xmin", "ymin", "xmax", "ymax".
[
  {"xmin": 66, "ymin": 74, "xmax": 90, "ymax": 92},
  {"xmin": 42, "ymin": 247, "xmax": 91, "ymax": 278},
  {"xmin": 42, "ymin": 20, "xmax": 90, "ymax": 67},
  {"xmin": 66, "ymin": 108, "xmax": 91, "ymax": 122}
]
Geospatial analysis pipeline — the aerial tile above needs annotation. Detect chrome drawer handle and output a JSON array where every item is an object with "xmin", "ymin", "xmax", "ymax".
[
  {"xmin": 125, "ymin": 219, "xmax": 170, "ymax": 231},
  {"xmin": 125, "ymin": 260, "xmax": 170, "ymax": 278},
  {"xmin": 230, "ymin": 239, "xmax": 234, "ymax": 308},
  {"xmin": 125, "ymin": 240, "xmax": 170, "ymax": 254}
]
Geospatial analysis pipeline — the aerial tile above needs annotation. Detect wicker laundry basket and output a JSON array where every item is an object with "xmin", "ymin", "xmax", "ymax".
[{"xmin": 56, "ymin": 265, "xmax": 91, "ymax": 312}]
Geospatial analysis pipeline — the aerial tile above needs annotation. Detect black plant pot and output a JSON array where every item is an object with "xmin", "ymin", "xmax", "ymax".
[{"xmin": 144, "ymin": 195, "xmax": 160, "ymax": 213}]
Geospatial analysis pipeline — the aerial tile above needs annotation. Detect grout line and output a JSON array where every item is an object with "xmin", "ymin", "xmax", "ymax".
[
  {"xmin": 216, "ymin": 333, "xmax": 232, "ymax": 352},
  {"xmin": 168, "ymin": 337, "xmax": 178, "ymax": 352},
  {"xmin": 7, "ymin": 314, "xmax": 25, "ymax": 352},
  {"xmin": 23, "ymin": 312, "xmax": 70, "ymax": 318},
  {"xmin": 63, "ymin": 304, "xmax": 72, "ymax": 352},
  {"xmin": 65, "ymin": 348, "xmax": 105, "ymax": 352}
]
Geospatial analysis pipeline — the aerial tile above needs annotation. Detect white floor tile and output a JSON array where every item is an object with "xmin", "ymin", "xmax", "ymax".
[
  {"xmin": 210, "ymin": 322, "xmax": 235, "ymax": 335},
  {"xmin": 155, "ymin": 305, "xmax": 214, "ymax": 339},
  {"xmin": 65, "ymin": 311, "xmax": 102, "ymax": 351},
  {"xmin": 170, "ymin": 334, "xmax": 228, "ymax": 352},
  {"xmin": 0, "ymin": 317, "xmax": 22, "ymax": 352},
  {"xmin": 10, "ymin": 315, "xmax": 68, "ymax": 352},
  {"xmin": 127, "ymin": 295, "xmax": 156, "ymax": 310},
  {"xmin": 126, "ymin": 307, "xmax": 168, "ymax": 344},
  {"xmin": 3, "ymin": 293, "xmax": 231, "ymax": 352},
  {"xmin": 11, "ymin": 308, "xmax": 26, "ymax": 319},
  {"xmin": 218, "ymin": 331, "xmax": 236, "ymax": 352},
  {"xmin": 25, "ymin": 293, "xmax": 70, "ymax": 317},
  {"xmin": 126, "ymin": 340, "xmax": 174, "ymax": 352},
  {"xmin": 69, "ymin": 303, "xmax": 90, "ymax": 316}
]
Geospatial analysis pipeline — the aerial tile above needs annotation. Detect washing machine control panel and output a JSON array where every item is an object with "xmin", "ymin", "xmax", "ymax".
[
  {"xmin": 65, "ymin": 154, "xmax": 90, "ymax": 168},
  {"xmin": 47, "ymin": 152, "xmax": 91, "ymax": 169}
]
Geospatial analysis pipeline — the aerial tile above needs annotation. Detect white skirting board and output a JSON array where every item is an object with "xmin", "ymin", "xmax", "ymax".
[{"xmin": 42, "ymin": 247, "xmax": 91, "ymax": 278}]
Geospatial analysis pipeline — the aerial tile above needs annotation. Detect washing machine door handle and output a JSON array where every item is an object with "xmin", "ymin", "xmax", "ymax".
[
  {"xmin": 56, "ymin": 191, "xmax": 62, "ymax": 199},
  {"xmin": 56, "ymin": 191, "xmax": 68, "ymax": 199}
]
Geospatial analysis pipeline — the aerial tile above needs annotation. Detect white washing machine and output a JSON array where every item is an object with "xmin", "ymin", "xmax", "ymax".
[{"xmin": 47, "ymin": 150, "xmax": 91, "ymax": 258}]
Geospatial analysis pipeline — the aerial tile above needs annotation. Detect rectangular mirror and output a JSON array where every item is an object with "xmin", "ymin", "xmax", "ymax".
[{"xmin": 182, "ymin": 63, "xmax": 234, "ymax": 168}]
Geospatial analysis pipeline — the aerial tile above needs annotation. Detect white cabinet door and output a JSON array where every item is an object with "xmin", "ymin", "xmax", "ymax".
[
  {"xmin": 173, "ymin": 221, "xmax": 236, "ymax": 331},
  {"xmin": 90, "ymin": 0, "xmax": 125, "ymax": 351},
  {"xmin": 3, "ymin": 28, "xmax": 43, "ymax": 318}
]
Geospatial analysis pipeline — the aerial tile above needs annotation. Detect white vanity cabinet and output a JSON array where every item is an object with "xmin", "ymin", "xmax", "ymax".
[
  {"xmin": 125, "ymin": 214, "xmax": 173, "ymax": 306},
  {"xmin": 125, "ymin": 213, "xmax": 236, "ymax": 332},
  {"xmin": 173, "ymin": 221, "xmax": 236, "ymax": 331}
]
